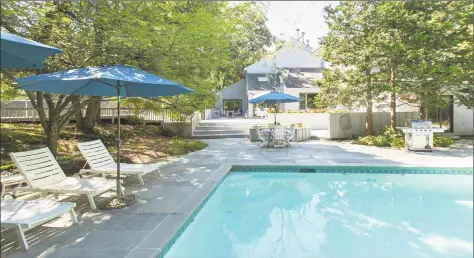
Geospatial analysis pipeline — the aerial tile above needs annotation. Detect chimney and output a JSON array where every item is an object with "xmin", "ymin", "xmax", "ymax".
[
  {"xmin": 300, "ymin": 32, "xmax": 305, "ymax": 43},
  {"xmin": 295, "ymin": 29, "xmax": 299, "ymax": 40},
  {"xmin": 306, "ymin": 39, "xmax": 310, "ymax": 47}
]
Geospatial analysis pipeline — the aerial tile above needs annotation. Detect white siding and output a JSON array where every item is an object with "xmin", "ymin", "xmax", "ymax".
[
  {"xmin": 216, "ymin": 79, "xmax": 247, "ymax": 113},
  {"xmin": 453, "ymin": 103, "xmax": 473, "ymax": 136}
]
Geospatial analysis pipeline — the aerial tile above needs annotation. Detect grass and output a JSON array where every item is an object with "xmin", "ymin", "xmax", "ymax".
[{"xmin": 1, "ymin": 123, "xmax": 208, "ymax": 176}]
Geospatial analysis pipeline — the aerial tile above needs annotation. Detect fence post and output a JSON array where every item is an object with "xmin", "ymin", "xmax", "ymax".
[{"xmin": 111, "ymin": 109, "xmax": 115, "ymax": 124}]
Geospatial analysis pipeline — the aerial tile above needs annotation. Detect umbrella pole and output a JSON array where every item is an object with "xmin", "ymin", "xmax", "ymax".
[
  {"xmin": 116, "ymin": 85, "xmax": 122, "ymax": 199},
  {"xmin": 274, "ymin": 102, "xmax": 277, "ymax": 125}
]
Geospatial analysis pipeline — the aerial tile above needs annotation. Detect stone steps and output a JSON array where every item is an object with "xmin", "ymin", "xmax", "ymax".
[{"xmin": 193, "ymin": 119, "xmax": 267, "ymax": 139}]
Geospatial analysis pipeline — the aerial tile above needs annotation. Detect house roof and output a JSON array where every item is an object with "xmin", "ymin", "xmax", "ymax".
[
  {"xmin": 244, "ymin": 58, "xmax": 277, "ymax": 74},
  {"xmin": 284, "ymin": 72, "xmax": 322, "ymax": 88},
  {"xmin": 245, "ymin": 38, "xmax": 327, "ymax": 74}
]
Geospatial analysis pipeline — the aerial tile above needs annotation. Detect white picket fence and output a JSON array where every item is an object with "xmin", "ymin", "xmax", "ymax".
[{"xmin": 0, "ymin": 107, "xmax": 191, "ymax": 125}]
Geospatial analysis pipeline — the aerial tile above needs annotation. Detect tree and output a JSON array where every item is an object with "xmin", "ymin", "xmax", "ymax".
[
  {"xmin": 319, "ymin": 1, "xmax": 387, "ymax": 136},
  {"xmin": 1, "ymin": 1, "xmax": 158, "ymax": 155},
  {"xmin": 122, "ymin": 1, "xmax": 273, "ymax": 131},
  {"xmin": 395, "ymin": 1, "xmax": 473, "ymax": 118},
  {"xmin": 319, "ymin": 1, "xmax": 473, "ymax": 131}
]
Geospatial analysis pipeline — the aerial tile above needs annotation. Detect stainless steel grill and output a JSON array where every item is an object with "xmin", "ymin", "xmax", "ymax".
[{"xmin": 400, "ymin": 120, "xmax": 444, "ymax": 151}]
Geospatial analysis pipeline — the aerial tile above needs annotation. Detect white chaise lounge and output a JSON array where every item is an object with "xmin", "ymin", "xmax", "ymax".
[
  {"xmin": 1, "ymin": 199, "xmax": 77, "ymax": 250},
  {"xmin": 10, "ymin": 148, "xmax": 119, "ymax": 210},
  {"xmin": 77, "ymin": 140, "xmax": 161, "ymax": 186}
]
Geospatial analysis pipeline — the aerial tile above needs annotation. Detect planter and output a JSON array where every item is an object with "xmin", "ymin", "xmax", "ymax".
[
  {"xmin": 292, "ymin": 126, "xmax": 311, "ymax": 142},
  {"xmin": 249, "ymin": 126, "xmax": 312, "ymax": 142},
  {"xmin": 249, "ymin": 128, "xmax": 259, "ymax": 142}
]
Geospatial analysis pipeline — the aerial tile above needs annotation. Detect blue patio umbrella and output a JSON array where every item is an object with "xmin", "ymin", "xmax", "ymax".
[
  {"xmin": 1, "ymin": 31, "xmax": 63, "ymax": 69},
  {"xmin": 249, "ymin": 90, "xmax": 300, "ymax": 125},
  {"xmin": 16, "ymin": 65, "xmax": 194, "ymax": 198}
]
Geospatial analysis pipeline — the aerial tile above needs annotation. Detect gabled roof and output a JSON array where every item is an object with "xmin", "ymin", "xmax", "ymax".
[
  {"xmin": 245, "ymin": 39, "xmax": 326, "ymax": 74},
  {"xmin": 244, "ymin": 58, "xmax": 277, "ymax": 74}
]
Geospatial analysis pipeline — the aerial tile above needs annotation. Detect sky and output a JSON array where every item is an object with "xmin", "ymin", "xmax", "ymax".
[{"xmin": 265, "ymin": 1, "xmax": 336, "ymax": 50}]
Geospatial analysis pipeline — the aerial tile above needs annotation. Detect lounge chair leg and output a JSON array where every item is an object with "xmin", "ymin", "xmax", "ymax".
[
  {"xmin": 137, "ymin": 174, "xmax": 145, "ymax": 186},
  {"xmin": 69, "ymin": 208, "xmax": 78, "ymax": 224},
  {"xmin": 86, "ymin": 193, "xmax": 97, "ymax": 210},
  {"xmin": 15, "ymin": 224, "xmax": 28, "ymax": 250}
]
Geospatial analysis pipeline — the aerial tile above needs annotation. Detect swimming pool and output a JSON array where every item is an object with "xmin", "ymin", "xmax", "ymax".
[{"xmin": 163, "ymin": 167, "xmax": 473, "ymax": 258}]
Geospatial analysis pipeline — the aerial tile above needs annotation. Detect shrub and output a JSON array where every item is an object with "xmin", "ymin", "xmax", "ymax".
[
  {"xmin": 355, "ymin": 127, "xmax": 455, "ymax": 148},
  {"xmin": 433, "ymin": 134, "xmax": 455, "ymax": 147},
  {"xmin": 390, "ymin": 137, "xmax": 405, "ymax": 148}
]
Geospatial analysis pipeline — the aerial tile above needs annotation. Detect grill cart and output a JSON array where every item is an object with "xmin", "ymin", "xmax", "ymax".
[{"xmin": 399, "ymin": 120, "xmax": 444, "ymax": 151}]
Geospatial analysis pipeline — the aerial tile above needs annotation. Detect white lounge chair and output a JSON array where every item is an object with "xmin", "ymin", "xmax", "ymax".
[
  {"xmin": 256, "ymin": 126, "xmax": 270, "ymax": 147},
  {"xmin": 1, "ymin": 199, "xmax": 77, "ymax": 250},
  {"xmin": 273, "ymin": 126, "xmax": 287, "ymax": 148},
  {"xmin": 10, "ymin": 148, "xmax": 119, "ymax": 210},
  {"xmin": 285, "ymin": 124, "xmax": 296, "ymax": 147},
  {"xmin": 77, "ymin": 140, "xmax": 161, "ymax": 186}
]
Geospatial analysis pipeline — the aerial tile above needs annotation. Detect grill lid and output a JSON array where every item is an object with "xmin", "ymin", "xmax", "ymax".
[{"xmin": 405, "ymin": 119, "xmax": 433, "ymax": 128}]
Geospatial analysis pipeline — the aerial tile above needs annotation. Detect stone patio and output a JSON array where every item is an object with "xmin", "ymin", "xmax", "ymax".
[{"xmin": 1, "ymin": 138, "xmax": 472, "ymax": 258}]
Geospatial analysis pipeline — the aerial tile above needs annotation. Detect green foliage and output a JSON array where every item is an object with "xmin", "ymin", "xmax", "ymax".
[
  {"xmin": 356, "ymin": 127, "xmax": 404, "ymax": 148},
  {"xmin": 166, "ymin": 138, "xmax": 208, "ymax": 156},
  {"xmin": 433, "ymin": 135, "xmax": 455, "ymax": 147},
  {"xmin": 0, "ymin": 123, "xmax": 208, "ymax": 175},
  {"xmin": 319, "ymin": 1, "xmax": 473, "ymax": 129},
  {"xmin": 355, "ymin": 127, "xmax": 455, "ymax": 148},
  {"xmin": 390, "ymin": 137, "xmax": 405, "ymax": 149}
]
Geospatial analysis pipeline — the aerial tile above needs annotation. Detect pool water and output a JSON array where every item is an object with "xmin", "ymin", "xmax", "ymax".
[{"xmin": 164, "ymin": 172, "xmax": 473, "ymax": 258}]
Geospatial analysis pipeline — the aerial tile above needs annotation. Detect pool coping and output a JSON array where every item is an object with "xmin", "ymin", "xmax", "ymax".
[{"xmin": 154, "ymin": 164, "xmax": 473, "ymax": 257}]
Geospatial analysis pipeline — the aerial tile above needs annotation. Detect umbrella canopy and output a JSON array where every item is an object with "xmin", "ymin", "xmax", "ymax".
[
  {"xmin": 15, "ymin": 65, "xmax": 192, "ymax": 97},
  {"xmin": 248, "ymin": 91, "xmax": 300, "ymax": 105},
  {"xmin": 16, "ymin": 65, "xmax": 194, "ymax": 198},
  {"xmin": 1, "ymin": 31, "xmax": 63, "ymax": 69},
  {"xmin": 249, "ymin": 90, "xmax": 300, "ymax": 125}
]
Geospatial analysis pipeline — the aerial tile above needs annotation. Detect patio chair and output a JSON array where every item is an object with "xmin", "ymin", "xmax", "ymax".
[
  {"xmin": 256, "ymin": 126, "xmax": 270, "ymax": 147},
  {"xmin": 10, "ymin": 147, "xmax": 119, "ymax": 210},
  {"xmin": 255, "ymin": 108, "xmax": 267, "ymax": 119},
  {"xmin": 77, "ymin": 140, "xmax": 161, "ymax": 186},
  {"xmin": 284, "ymin": 124, "xmax": 296, "ymax": 147},
  {"xmin": 273, "ymin": 126, "xmax": 287, "ymax": 148},
  {"xmin": 1, "ymin": 198, "xmax": 77, "ymax": 250}
]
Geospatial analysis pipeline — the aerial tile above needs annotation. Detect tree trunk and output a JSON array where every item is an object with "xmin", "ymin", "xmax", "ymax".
[
  {"xmin": 74, "ymin": 97, "xmax": 84, "ymax": 130},
  {"xmin": 420, "ymin": 104, "xmax": 428, "ymax": 120},
  {"xmin": 365, "ymin": 69, "xmax": 374, "ymax": 136},
  {"xmin": 365, "ymin": 101, "xmax": 374, "ymax": 136},
  {"xmin": 46, "ymin": 123, "xmax": 60, "ymax": 157},
  {"xmin": 82, "ymin": 101, "xmax": 97, "ymax": 133},
  {"xmin": 77, "ymin": 97, "xmax": 101, "ymax": 133},
  {"xmin": 390, "ymin": 69, "xmax": 397, "ymax": 130},
  {"xmin": 95, "ymin": 100, "xmax": 102, "ymax": 123}
]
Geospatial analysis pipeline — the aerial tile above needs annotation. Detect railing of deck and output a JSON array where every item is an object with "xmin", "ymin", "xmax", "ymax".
[{"xmin": 0, "ymin": 106, "xmax": 194, "ymax": 124}]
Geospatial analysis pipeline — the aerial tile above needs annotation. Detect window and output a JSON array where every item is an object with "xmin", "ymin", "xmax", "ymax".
[
  {"xmin": 257, "ymin": 77, "xmax": 268, "ymax": 82},
  {"xmin": 299, "ymin": 93, "xmax": 325, "ymax": 109},
  {"xmin": 223, "ymin": 99, "xmax": 242, "ymax": 112}
]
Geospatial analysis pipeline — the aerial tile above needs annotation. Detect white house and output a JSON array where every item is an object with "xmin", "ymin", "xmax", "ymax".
[
  {"xmin": 216, "ymin": 31, "xmax": 327, "ymax": 118},
  {"xmin": 215, "ymin": 30, "xmax": 473, "ymax": 136}
]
